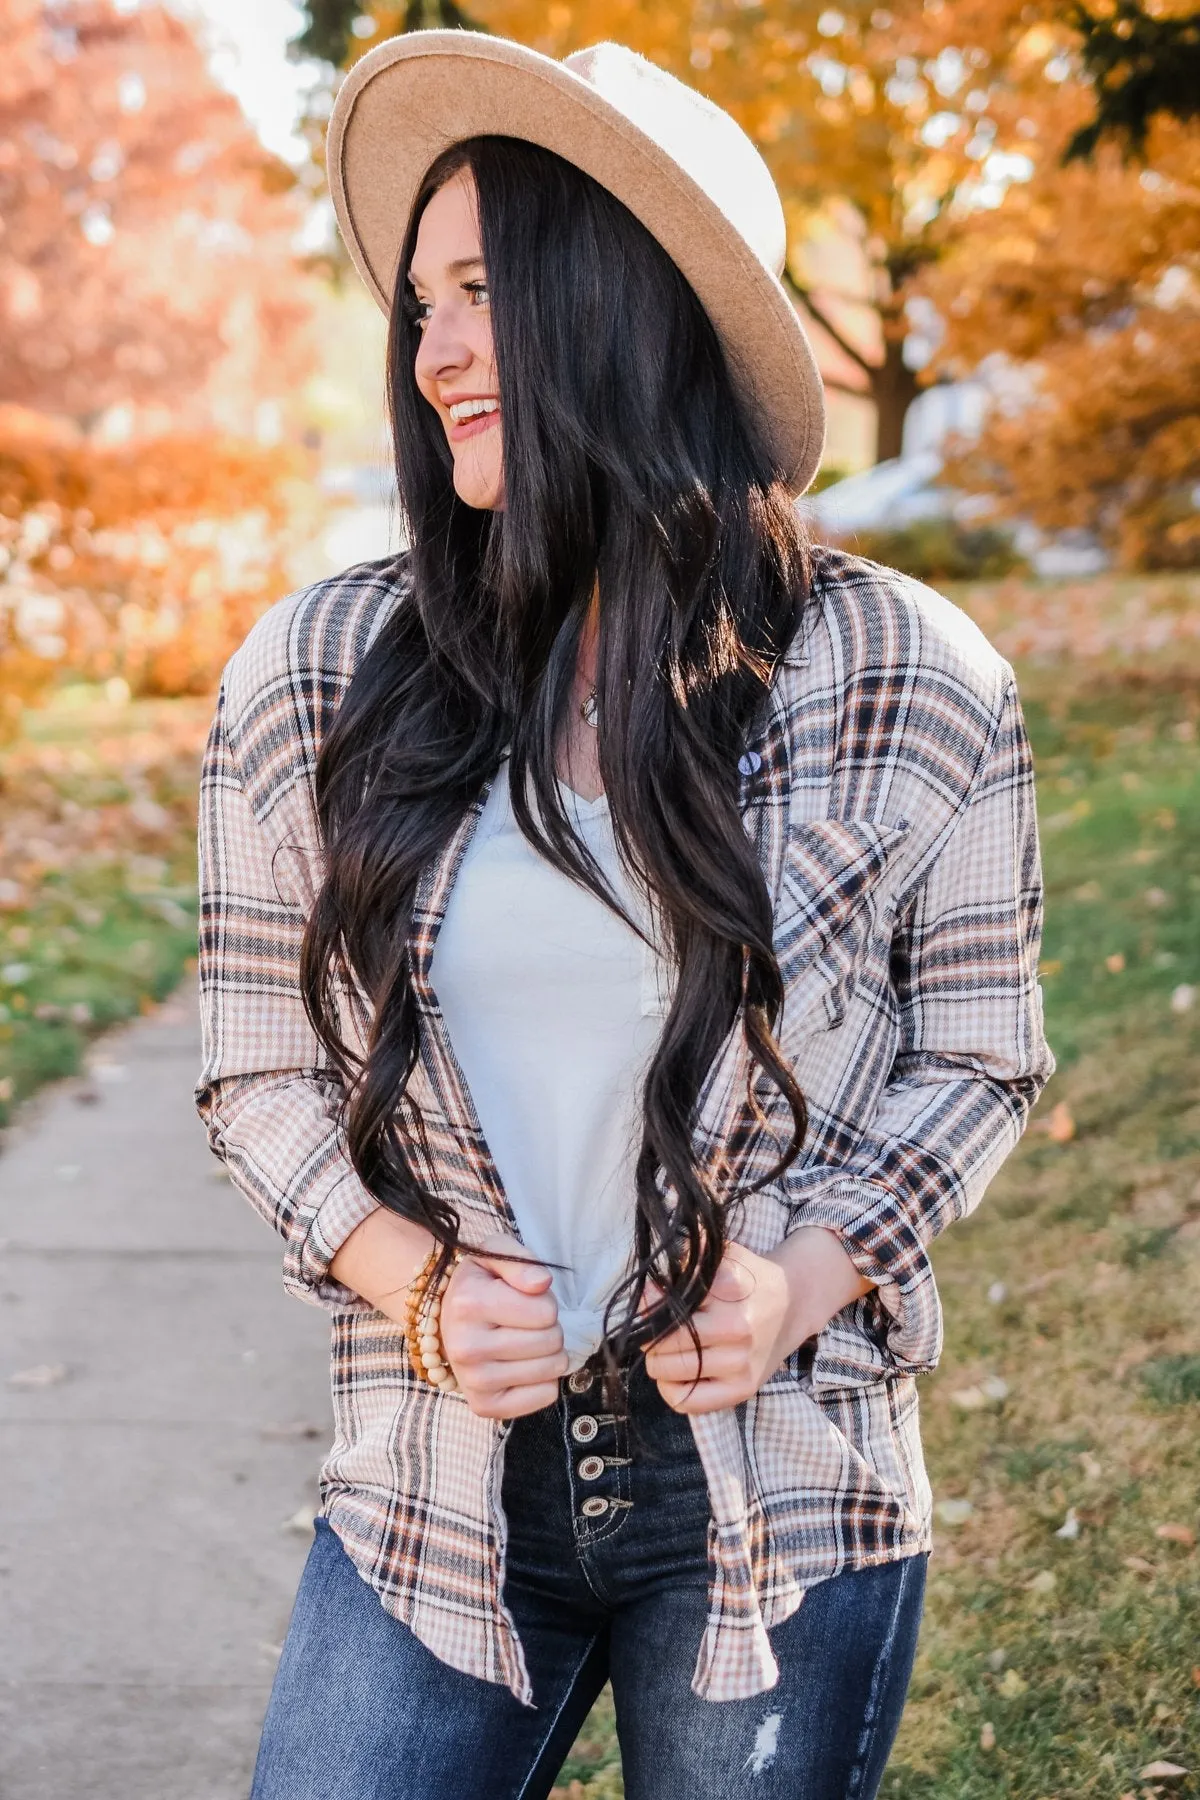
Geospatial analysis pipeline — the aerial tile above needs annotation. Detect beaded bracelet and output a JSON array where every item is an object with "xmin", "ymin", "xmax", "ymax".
[{"xmin": 403, "ymin": 1243, "xmax": 462, "ymax": 1391}]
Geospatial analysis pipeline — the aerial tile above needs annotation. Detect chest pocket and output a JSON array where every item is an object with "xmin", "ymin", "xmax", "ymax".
[{"xmin": 776, "ymin": 815, "xmax": 910, "ymax": 1032}]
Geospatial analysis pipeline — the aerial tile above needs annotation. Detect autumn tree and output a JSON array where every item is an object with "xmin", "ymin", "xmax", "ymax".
[
  {"xmin": 294, "ymin": 0, "xmax": 1101, "ymax": 461},
  {"xmin": 295, "ymin": 0, "xmax": 479, "ymax": 66},
  {"xmin": 912, "ymin": 4, "xmax": 1200, "ymax": 567},
  {"xmin": 0, "ymin": 0, "xmax": 312, "ymax": 428},
  {"xmin": 1068, "ymin": 0, "xmax": 1200, "ymax": 159},
  {"xmin": 0, "ymin": 2, "xmax": 328, "ymax": 724}
]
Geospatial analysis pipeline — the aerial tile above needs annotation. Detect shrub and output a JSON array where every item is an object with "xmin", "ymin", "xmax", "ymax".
[
  {"xmin": 834, "ymin": 517, "xmax": 1028, "ymax": 583},
  {"xmin": 808, "ymin": 464, "xmax": 853, "ymax": 495},
  {"xmin": 1125, "ymin": 489, "xmax": 1200, "ymax": 572},
  {"xmin": 0, "ymin": 411, "xmax": 317, "ymax": 735}
]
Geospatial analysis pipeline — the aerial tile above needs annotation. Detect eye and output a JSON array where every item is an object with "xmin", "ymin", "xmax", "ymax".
[{"xmin": 464, "ymin": 279, "xmax": 490, "ymax": 306}]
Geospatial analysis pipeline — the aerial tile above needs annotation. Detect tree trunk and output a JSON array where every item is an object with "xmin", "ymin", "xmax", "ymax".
[{"xmin": 872, "ymin": 334, "xmax": 921, "ymax": 464}]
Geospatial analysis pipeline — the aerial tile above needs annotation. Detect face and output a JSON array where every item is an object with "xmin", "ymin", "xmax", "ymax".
[{"xmin": 407, "ymin": 168, "xmax": 503, "ymax": 511}]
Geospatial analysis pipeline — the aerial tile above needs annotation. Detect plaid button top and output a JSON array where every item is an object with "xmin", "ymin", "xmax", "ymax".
[{"xmin": 195, "ymin": 544, "xmax": 1055, "ymax": 1706}]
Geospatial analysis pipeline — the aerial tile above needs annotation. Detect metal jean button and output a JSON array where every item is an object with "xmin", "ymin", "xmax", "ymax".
[
  {"xmin": 571, "ymin": 1415, "xmax": 599, "ymax": 1444},
  {"xmin": 579, "ymin": 1496, "xmax": 609, "ymax": 1519},
  {"xmin": 577, "ymin": 1454, "xmax": 606, "ymax": 1481},
  {"xmin": 567, "ymin": 1369, "xmax": 595, "ymax": 1395}
]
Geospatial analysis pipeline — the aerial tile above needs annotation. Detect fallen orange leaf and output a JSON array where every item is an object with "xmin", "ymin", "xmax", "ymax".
[
  {"xmin": 1154, "ymin": 1523, "xmax": 1196, "ymax": 1548},
  {"xmin": 1045, "ymin": 1101, "xmax": 1076, "ymax": 1143}
]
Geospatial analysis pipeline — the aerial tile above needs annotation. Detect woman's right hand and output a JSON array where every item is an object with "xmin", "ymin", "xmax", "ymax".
[{"xmin": 441, "ymin": 1230, "xmax": 569, "ymax": 1419}]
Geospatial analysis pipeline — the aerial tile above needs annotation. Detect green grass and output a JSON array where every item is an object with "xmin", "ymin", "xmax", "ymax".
[
  {"xmin": 1024, "ymin": 689, "xmax": 1200, "ymax": 1066},
  {"xmin": 553, "ymin": 672, "xmax": 1200, "ymax": 1797},
  {"xmin": 0, "ymin": 686, "xmax": 208, "ymax": 1125}
]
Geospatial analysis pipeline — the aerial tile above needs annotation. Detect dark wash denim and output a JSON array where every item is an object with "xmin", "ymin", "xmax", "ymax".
[{"xmin": 251, "ymin": 1354, "xmax": 927, "ymax": 1800}]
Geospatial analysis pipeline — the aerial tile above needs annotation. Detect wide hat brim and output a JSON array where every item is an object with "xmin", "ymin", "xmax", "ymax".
[{"xmin": 328, "ymin": 31, "xmax": 826, "ymax": 498}]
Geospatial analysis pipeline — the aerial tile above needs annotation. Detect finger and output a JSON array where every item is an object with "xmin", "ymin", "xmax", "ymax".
[
  {"xmin": 451, "ymin": 1272, "xmax": 559, "ymax": 1332},
  {"xmin": 655, "ymin": 1376, "xmax": 750, "ymax": 1414},
  {"xmin": 451, "ymin": 1324, "xmax": 565, "ymax": 1366},
  {"xmin": 708, "ymin": 1256, "xmax": 757, "ymax": 1304},
  {"xmin": 464, "ymin": 1381, "xmax": 563, "ymax": 1421},
  {"xmin": 466, "ymin": 1349, "xmax": 571, "ymax": 1396},
  {"xmin": 644, "ymin": 1343, "xmax": 749, "ymax": 1383},
  {"xmin": 641, "ymin": 1312, "xmax": 744, "ymax": 1356}
]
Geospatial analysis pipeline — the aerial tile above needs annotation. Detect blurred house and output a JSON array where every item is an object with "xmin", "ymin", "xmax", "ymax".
[{"xmin": 809, "ymin": 372, "xmax": 1110, "ymax": 578}]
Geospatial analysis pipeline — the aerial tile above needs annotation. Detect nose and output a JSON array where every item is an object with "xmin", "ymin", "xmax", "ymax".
[{"xmin": 413, "ymin": 303, "xmax": 471, "ymax": 393}]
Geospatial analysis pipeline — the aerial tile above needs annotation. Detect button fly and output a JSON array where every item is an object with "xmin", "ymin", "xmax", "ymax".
[
  {"xmin": 567, "ymin": 1369, "xmax": 595, "ymax": 1394},
  {"xmin": 571, "ymin": 1415, "xmax": 599, "ymax": 1443},
  {"xmin": 577, "ymin": 1454, "xmax": 606, "ymax": 1481},
  {"xmin": 580, "ymin": 1496, "xmax": 609, "ymax": 1519}
]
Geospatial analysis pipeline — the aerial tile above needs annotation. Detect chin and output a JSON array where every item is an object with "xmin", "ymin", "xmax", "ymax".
[
  {"xmin": 452, "ymin": 448, "xmax": 504, "ymax": 512},
  {"xmin": 455, "ymin": 481, "xmax": 503, "ymax": 510}
]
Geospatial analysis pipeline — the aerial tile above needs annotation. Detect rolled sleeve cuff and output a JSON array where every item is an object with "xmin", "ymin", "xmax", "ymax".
[
  {"xmin": 786, "ymin": 1179, "xmax": 944, "ymax": 1382},
  {"xmin": 284, "ymin": 1174, "xmax": 383, "ymax": 1312}
]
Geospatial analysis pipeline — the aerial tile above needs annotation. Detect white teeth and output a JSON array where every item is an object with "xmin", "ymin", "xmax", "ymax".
[{"xmin": 448, "ymin": 398, "xmax": 499, "ymax": 422}]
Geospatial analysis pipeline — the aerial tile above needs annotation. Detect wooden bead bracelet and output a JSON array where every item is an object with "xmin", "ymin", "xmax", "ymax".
[{"xmin": 403, "ymin": 1243, "xmax": 462, "ymax": 1391}]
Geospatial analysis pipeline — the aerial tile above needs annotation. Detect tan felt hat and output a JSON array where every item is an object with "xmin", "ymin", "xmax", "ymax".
[{"xmin": 327, "ymin": 30, "xmax": 827, "ymax": 497}]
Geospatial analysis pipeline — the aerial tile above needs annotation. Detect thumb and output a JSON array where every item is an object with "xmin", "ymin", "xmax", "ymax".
[
  {"xmin": 473, "ymin": 1233, "xmax": 553, "ymax": 1295},
  {"xmin": 710, "ymin": 1252, "xmax": 756, "ymax": 1304}
]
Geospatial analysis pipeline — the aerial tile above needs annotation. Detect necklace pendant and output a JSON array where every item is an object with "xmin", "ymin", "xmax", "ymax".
[{"xmin": 580, "ymin": 688, "xmax": 599, "ymax": 728}]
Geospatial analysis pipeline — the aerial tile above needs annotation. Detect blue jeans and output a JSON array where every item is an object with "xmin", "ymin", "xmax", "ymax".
[{"xmin": 251, "ymin": 1354, "xmax": 926, "ymax": 1799}]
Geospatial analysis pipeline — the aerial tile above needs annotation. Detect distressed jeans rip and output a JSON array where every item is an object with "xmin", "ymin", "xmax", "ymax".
[{"xmin": 742, "ymin": 1710, "xmax": 783, "ymax": 1775}]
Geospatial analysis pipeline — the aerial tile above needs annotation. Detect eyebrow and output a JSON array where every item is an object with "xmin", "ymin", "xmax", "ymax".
[{"xmin": 406, "ymin": 255, "xmax": 485, "ymax": 287}]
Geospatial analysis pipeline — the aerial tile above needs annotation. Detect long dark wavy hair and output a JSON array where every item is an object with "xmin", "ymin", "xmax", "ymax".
[{"xmin": 301, "ymin": 134, "xmax": 813, "ymax": 1388}]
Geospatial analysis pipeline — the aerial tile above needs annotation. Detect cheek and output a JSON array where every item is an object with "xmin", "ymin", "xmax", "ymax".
[{"xmin": 470, "ymin": 314, "xmax": 498, "ymax": 380}]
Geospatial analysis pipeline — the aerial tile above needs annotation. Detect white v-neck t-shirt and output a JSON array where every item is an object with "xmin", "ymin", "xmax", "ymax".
[{"xmin": 431, "ymin": 758, "xmax": 669, "ymax": 1370}]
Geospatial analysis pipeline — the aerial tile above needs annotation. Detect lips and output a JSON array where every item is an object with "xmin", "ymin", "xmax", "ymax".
[{"xmin": 448, "ymin": 406, "xmax": 500, "ymax": 443}]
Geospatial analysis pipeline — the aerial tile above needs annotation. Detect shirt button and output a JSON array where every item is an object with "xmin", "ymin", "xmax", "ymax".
[
  {"xmin": 577, "ymin": 1455, "xmax": 606, "ymax": 1481},
  {"xmin": 738, "ymin": 750, "xmax": 762, "ymax": 776},
  {"xmin": 580, "ymin": 1496, "xmax": 609, "ymax": 1519},
  {"xmin": 571, "ymin": 1415, "xmax": 599, "ymax": 1444},
  {"xmin": 567, "ymin": 1369, "xmax": 595, "ymax": 1394}
]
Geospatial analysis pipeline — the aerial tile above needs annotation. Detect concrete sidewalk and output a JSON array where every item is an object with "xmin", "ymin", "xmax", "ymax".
[{"xmin": 0, "ymin": 986, "xmax": 331, "ymax": 1800}]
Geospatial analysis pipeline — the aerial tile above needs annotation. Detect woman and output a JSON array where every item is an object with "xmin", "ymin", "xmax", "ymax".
[{"xmin": 195, "ymin": 31, "xmax": 1054, "ymax": 1800}]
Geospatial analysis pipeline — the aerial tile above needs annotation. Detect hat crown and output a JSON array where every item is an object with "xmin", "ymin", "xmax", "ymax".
[
  {"xmin": 325, "ymin": 28, "xmax": 825, "ymax": 493},
  {"xmin": 561, "ymin": 42, "xmax": 787, "ymax": 281}
]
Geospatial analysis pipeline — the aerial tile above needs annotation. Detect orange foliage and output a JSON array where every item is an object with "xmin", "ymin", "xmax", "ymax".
[
  {"xmin": 339, "ymin": 2, "xmax": 1097, "ymax": 459},
  {"xmin": 0, "ymin": 1, "xmax": 326, "ymax": 734},
  {"xmin": 336, "ymin": 4, "xmax": 1198, "ymax": 540},
  {"xmin": 0, "ymin": 411, "xmax": 316, "ymax": 733},
  {"xmin": 924, "ymin": 109, "xmax": 1200, "ymax": 566},
  {"xmin": 0, "ymin": 0, "xmax": 312, "ymax": 428}
]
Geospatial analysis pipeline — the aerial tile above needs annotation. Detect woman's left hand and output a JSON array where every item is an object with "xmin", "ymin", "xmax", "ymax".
[{"xmin": 641, "ymin": 1229, "xmax": 873, "ymax": 1414}]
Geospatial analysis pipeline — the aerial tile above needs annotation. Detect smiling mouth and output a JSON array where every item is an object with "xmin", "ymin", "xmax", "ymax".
[{"xmin": 448, "ymin": 406, "xmax": 500, "ymax": 443}]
